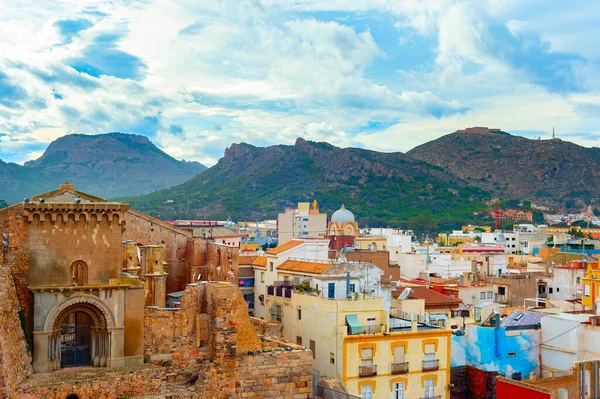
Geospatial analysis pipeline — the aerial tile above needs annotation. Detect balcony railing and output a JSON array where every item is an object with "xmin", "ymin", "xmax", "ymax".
[
  {"xmin": 267, "ymin": 285, "xmax": 293, "ymax": 298},
  {"xmin": 359, "ymin": 365, "xmax": 377, "ymax": 377},
  {"xmin": 347, "ymin": 324, "xmax": 381, "ymax": 336},
  {"xmin": 495, "ymin": 294, "xmax": 507, "ymax": 303},
  {"xmin": 422, "ymin": 359, "xmax": 439, "ymax": 371},
  {"xmin": 391, "ymin": 362, "xmax": 409, "ymax": 374},
  {"xmin": 273, "ymin": 280, "xmax": 294, "ymax": 288}
]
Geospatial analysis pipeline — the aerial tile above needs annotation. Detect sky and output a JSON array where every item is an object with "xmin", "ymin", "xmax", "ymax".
[{"xmin": 1, "ymin": 0, "xmax": 600, "ymax": 166}]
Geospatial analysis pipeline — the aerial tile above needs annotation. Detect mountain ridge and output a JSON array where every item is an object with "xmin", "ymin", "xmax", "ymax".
[
  {"xmin": 407, "ymin": 127, "xmax": 600, "ymax": 208},
  {"xmin": 0, "ymin": 132, "xmax": 206, "ymax": 204}
]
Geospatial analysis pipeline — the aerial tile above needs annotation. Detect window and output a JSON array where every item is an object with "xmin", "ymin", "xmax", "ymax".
[
  {"xmin": 508, "ymin": 352, "xmax": 516, "ymax": 357},
  {"xmin": 474, "ymin": 307, "xmax": 481, "ymax": 323},
  {"xmin": 296, "ymin": 336, "xmax": 302, "ymax": 346},
  {"xmin": 70, "ymin": 261, "xmax": 88, "ymax": 286},
  {"xmin": 349, "ymin": 283, "xmax": 356, "ymax": 293},
  {"xmin": 392, "ymin": 382, "xmax": 405, "ymax": 399},
  {"xmin": 585, "ymin": 284, "xmax": 591, "ymax": 297},
  {"xmin": 487, "ymin": 291, "xmax": 493, "ymax": 299},
  {"xmin": 480, "ymin": 292, "xmax": 485, "ymax": 299},
  {"xmin": 361, "ymin": 384, "xmax": 373, "ymax": 399},
  {"xmin": 549, "ymin": 287, "xmax": 553, "ymax": 294},
  {"xmin": 294, "ymin": 277, "xmax": 300, "ymax": 285},
  {"xmin": 557, "ymin": 287, "xmax": 560, "ymax": 292},
  {"xmin": 328, "ymin": 282, "xmax": 335, "ymax": 299},
  {"xmin": 424, "ymin": 378, "xmax": 435, "ymax": 399},
  {"xmin": 498, "ymin": 286, "xmax": 506, "ymax": 295},
  {"xmin": 393, "ymin": 346, "xmax": 405, "ymax": 364},
  {"xmin": 310, "ymin": 340, "xmax": 316, "ymax": 359},
  {"xmin": 269, "ymin": 262, "xmax": 274, "ymax": 271},
  {"xmin": 298, "ymin": 309, "xmax": 302, "ymax": 320},
  {"xmin": 330, "ymin": 352, "xmax": 335, "ymax": 364},
  {"xmin": 261, "ymin": 272, "xmax": 265, "ymax": 283},
  {"xmin": 577, "ymin": 277, "xmax": 581, "ymax": 284}
]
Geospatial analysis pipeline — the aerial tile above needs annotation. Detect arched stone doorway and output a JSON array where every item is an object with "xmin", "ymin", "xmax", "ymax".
[
  {"xmin": 50, "ymin": 302, "xmax": 111, "ymax": 369},
  {"xmin": 34, "ymin": 294, "xmax": 122, "ymax": 372}
]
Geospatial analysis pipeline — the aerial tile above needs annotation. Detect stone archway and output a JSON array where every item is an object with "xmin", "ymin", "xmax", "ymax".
[{"xmin": 34, "ymin": 294, "xmax": 122, "ymax": 372}]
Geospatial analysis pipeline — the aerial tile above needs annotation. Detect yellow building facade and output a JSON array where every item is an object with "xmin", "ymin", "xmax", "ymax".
[
  {"xmin": 582, "ymin": 263, "xmax": 600, "ymax": 310},
  {"xmin": 355, "ymin": 236, "xmax": 388, "ymax": 251},
  {"xmin": 343, "ymin": 329, "xmax": 451, "ymax": 399}
]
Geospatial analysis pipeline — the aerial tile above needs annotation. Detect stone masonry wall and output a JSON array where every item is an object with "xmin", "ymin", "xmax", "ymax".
[
  {"xmin": 0, "ymin": 206, "xmax": 33, "ymax": 334},
  {"xmin": 15, "ymin": 365, "xmax": 165, "ymax": 399},
  {"xmin": 124, "ymin": 210, "xmax": 194, "ymax": 295},
  {"xmin": 234, "ymin": 349, "xmax": 313, "ymax": 398},
  {"xmin": 144, "ymin": 285, "xmax": 208, "ymax": 374},
  {"xmin": 0, "ymin": 266, "xmax": 33, "ymax": 397}
]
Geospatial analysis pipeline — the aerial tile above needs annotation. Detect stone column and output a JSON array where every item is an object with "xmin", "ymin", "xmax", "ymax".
[
  {"xmin": 91, "ymin": 328, "xmax": 99, "ymax": 367},
  {"xmin": 32, "ymin": 331, "xmax": 52, "ymax": 373},
  {"xmin": 107, "ymin": 327, "xmax": 125, "ymax": 367}
]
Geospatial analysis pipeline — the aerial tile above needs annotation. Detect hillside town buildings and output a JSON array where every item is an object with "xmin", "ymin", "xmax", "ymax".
[{"xmin": 4, "ymin": 188, "xmax": 600, "ymax": 398}]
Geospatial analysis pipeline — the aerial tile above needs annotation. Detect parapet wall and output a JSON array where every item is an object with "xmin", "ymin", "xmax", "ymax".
[
  {"xmin": 235, "ymin": 348, "xmax": 313, "ymax": 398},
  {"xmin": 0, "ymin": 266, "xmax": 33, "ymax": 397}
]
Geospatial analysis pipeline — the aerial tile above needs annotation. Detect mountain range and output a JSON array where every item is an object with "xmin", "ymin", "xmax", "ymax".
[
  {"xmin": 1, "ymin": 128, "xmax": 598, "ymax": 229},
  {"xmin": 0, "ymin": 133, "xmax": 205, "ymax": 204}
]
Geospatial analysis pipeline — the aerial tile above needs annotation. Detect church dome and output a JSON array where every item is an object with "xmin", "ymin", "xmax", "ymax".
[{"xmin": 331, "ymin": 205, "xmax": 355, "ymax": 224}]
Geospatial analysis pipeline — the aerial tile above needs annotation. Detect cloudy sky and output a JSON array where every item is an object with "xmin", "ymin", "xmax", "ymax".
[{"xmin": 1, "ymin": 0, "xmax": 599, "ymax": 166}]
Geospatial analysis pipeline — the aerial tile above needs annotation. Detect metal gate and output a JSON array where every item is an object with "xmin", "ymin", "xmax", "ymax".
[{"xmin": 60, "ymin": 312, "xmax": 91, "ymax": 368}]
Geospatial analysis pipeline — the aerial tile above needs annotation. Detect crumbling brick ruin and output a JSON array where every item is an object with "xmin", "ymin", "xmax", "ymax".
[{"xmin": 0, "ymin": 183, "xmax": 313, "ymax": 398}]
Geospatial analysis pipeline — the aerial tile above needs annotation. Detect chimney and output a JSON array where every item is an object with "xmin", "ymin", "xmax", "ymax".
[
  {"xmin": 411, "ymin": 313, "xmax": 418, "ymax": 331},
  {"xmin": 346, "ymin": 272, "xmax": 351, "ymax": 299}
]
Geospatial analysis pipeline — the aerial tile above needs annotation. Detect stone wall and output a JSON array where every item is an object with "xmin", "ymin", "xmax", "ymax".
[
  {"xmin": 234, "ymin": 348, "xmax": 313, "ymax": 398},
  {"xmin": 0, "ymin": 266, "xmax": 33, "ymax": 397},
  {"xmin": 0, "ymin": 206, "xmax": 33, "ymax": 332},
  {"xmin": 144, "ymin": 285, "xmax": 207, "ymax": 374},
  {"xmin": 15, "ymin": 365, "xmax": 165, "ymax": 399},
  {"xmin": 124, "ymin": 210, "xmax": 195, "ymax": 295},
  {"xmin": 250, "ymin": 317, "xmax": 283, "ymax": 338}
]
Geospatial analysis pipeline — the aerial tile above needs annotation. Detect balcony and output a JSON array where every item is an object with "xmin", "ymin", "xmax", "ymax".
[
  {"xmin": 273, "ymin": 280, "xmax": 294, "ymax": 289},
  {"xmin": 391, "ymin": 362, "xmax": 409, "ymax": 374},
  {"xmin": 359, "ymin": 365, "xmax": 377, "ymax": 377},
  {"xmin": 495, "ymin": 294, "xmax": 507, "ymax": 303},
  {"xmin": 267, "ymin": 285, "xmax": 293, "ymax": 298},
  {"xmin": 422, "ymin": 359, "xmax": 439, "ymax": 371}
]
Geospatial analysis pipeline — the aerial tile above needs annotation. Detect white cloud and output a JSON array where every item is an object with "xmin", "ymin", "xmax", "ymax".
[{"xmin": 0, "ymin": 0, "xmax": 598, "ymax": 167}]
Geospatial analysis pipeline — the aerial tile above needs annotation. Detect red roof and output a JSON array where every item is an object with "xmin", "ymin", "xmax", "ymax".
[{"xmin": 395, "ymin": 287, "xmax": 463, "ymax": 306}]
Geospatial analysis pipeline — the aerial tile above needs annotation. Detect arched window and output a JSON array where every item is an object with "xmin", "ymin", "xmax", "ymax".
[{"xmin": 70, "ymin": 261, "xmax": 88, "ymax": 286}]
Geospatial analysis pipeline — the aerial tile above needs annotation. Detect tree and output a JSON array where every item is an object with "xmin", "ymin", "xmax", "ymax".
[
  {"xmin": 521, "ymin": 200, "xmax": 531, "ymax": 211},
  {"xmin": 532, "ymin": 211, "xmax": 545, "ymax": 224},
  {"xmin": 594, "ymin": 208, "xmax": 600, "ymax": 217},
  {"xmin": 571, "ymin": 220, "xmax": 589, "ymax": 227},
  {"xmin": 0, "ymin": 199, "xmax": 6, "ymax": 209}
]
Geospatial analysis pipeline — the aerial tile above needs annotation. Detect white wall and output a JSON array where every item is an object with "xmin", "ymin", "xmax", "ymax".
[{"xmin": 396, "ymin": 254, "xmax": 428, "ymax": 278}]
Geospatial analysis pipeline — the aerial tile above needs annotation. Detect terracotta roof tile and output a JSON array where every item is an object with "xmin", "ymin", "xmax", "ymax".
[
  {"xmin": 266, "ymin": 240, "xmax": 303, "ymax": 255},
  {"xmin": 395, "ymin": 287, "xmax": 463, "ymax": 306},
  {"xmin": 239, "ymin": 256, "xmax": 259, "ymax": 265},
  {"xmin": 252, "ymin": 256, "xmax": 267, "ymax": 267},
  {"xmin": 277, "ymin": 260, "xmax": 331, "ymax": 274}
]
